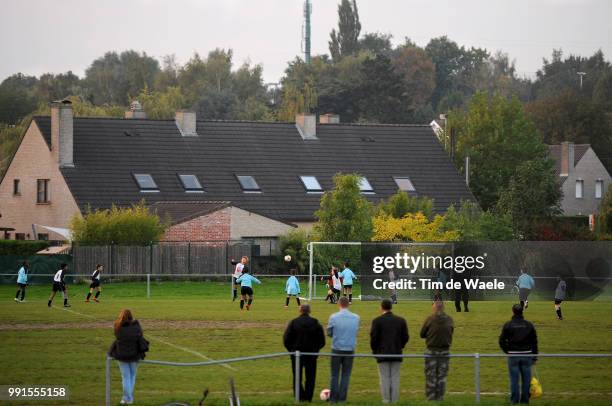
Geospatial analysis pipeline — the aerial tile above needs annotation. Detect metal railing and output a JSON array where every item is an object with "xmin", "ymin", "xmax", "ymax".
[{"xmin": 104, "ymin": 352, "xmax": 612, "ymax": 405}]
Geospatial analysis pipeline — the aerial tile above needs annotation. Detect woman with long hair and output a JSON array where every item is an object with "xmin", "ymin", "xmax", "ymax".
[{"xmin": 109, "ymin": 309, "xmax": 148, "ymax": 405}]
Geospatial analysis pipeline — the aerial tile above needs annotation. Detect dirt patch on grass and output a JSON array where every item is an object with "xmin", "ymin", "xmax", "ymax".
[{"xmin": 0, "ymin": 320, "xmax": 284, "ymax": 331}]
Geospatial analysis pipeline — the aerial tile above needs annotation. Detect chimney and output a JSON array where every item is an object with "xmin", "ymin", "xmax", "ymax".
[
  {"xmin": 124, "ymin": 100, "xmax": 146, "ymax": 119},
  {"xmin": 560, "ymin": 141, "xmax": 575, "ymax": 176},
  {"xmin": 319, "ymin": 113, "xmax": 340, "ymax": 124},
  {"xmin": 175, "ymin": 110, "xmax": 197, "ymax": 136},
  {"xmin": 50, "ymin": 99, "xmax": 74, "ymax": 168},
  {"xmin": 295, "ymin": 113, "xmax": 317, "ymax": 139}
]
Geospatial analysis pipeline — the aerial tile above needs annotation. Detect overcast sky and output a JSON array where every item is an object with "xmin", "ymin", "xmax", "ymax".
[{"xmin": 2, "ymin": 0, "xmax": 611, "ymax": 84}]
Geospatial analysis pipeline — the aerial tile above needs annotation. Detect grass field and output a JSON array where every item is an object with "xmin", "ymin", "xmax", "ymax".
[{"xmin": 1, "ymin": 279, "xmax": 611, "ymax": 406}]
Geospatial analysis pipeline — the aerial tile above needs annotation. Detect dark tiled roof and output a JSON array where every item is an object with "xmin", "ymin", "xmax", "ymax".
[
  {"xmin": 34, "ymin": 116, "xmax": 52, "ymax": 148},
  {"xmin": 548, "ymin": 144, "xmax": 590, "ymax": 176},
  {"xmin": 34, "ymin": 116, "xmax": 475, "ymax": 222},
  {"xmin": 149, "ymin": 201, "xmax": 230, "ymax": 225}
]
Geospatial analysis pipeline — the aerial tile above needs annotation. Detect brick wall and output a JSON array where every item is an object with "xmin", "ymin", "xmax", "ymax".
[{"xmin": 162, "ymin": 207, "xmax": 231, "ymax": 241}]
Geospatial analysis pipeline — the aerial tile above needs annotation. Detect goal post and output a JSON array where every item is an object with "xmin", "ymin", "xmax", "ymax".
[{"xmin": 307, "ymin": 242, "xmax": 362, "ymax": 300}]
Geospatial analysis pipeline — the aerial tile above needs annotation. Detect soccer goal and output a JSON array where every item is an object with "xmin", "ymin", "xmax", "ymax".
[{"xmin": 306, "ymin": 241, "xmax": 454, "ymax": 301}]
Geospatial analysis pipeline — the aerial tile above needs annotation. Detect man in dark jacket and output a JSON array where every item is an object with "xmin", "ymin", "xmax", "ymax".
[
  {"xmin": 283, "ymin": 304, "xmax": 326, "ymax": 402},
  {"xmin": 420, "ymin": 300, "xmax": 454, "ymax": 401},
  {"xmin": 370, "ymin": 299, "xmax": 409, "ymax": 403},
  {"xmin": 499, "ymin": 304, "xmax": 538, "ymax": 404}
]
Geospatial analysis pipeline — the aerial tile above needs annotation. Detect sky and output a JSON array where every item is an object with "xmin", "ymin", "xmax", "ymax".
[{"xmin": 2, "ymin": 0, "xmax": 612, "ymax": 84}]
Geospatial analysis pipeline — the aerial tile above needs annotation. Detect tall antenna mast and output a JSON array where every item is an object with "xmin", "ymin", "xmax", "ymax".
[{"xmin": 302, "ymin": 0, "xmax": 312, "ymax": 64}]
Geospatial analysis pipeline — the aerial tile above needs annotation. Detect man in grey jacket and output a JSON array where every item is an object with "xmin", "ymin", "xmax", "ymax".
[{"xmin": 554, "ymin": 276, "xmax": 567, "ymax": 320}]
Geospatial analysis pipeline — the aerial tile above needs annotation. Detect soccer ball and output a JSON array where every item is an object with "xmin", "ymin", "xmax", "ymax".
[
  {"xmin": 320, "ymin": 389, "xmax": 331, "ymax": 401},
  {"xmin": 284, "ymin": 255, "xmax": 292, "ymax": 262}
]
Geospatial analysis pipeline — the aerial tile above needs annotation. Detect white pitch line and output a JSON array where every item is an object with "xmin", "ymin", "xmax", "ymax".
[{"xmin": 53, "ymin": 306, "xmax": 237, "ymax": 371}]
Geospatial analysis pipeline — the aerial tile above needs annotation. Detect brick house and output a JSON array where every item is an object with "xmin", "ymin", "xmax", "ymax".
[
  {"xmin": 0, "ymin": 100, "xmax": 474, "ymax": 242},
  {"xmin": 548, "ymin": 142, "xmax": 611, "ymax": 216}
]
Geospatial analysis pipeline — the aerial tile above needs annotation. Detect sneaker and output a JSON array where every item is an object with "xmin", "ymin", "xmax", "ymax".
[
  {"xmin": 93, "ymin": 298, "xmax": 100, "ymax": 303},
  {"xmin": 85, "ymin": 299, "xmax": 90, "ymax": 303},
  {"xmin": 19, "ymin": 299, "xmax": 25, "ymax": 303},
  {"xmin": 64, "ymin": 303, "xmax": 71, "ymax": 308},
  {"xmin": 48, "ymin": 301, "xmax": 52, "ymax": 307},
  {"xmin": 525, "ymin": 301, "xmax": 529, "ymax": 309},
  {"xmin": 284, "ymin": 305, "xmax": 289, "ymax": 309},
  {"xmin": 14, "ymin": 298, "xmax": 19, "ymax": 303},
  {"xmin": 120, "ymin": 400, "xmax": 127, "ymax": 405},
  {"xmin": 246, "ymin": 304, "xmax": 251, "ymax": 311}
]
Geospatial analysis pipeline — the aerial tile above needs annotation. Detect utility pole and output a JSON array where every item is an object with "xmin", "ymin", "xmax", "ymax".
[
  {"xmin": 577, "ymin": 71, "xmax": 586, "ymax": 90},
  {"xmin": 302, "ymin": 0, "xmax": 312, "ymax": 64}
]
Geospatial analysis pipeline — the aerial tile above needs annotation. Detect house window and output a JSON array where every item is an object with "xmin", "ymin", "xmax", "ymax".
[
  {"xmin": 13, "ymin": 179, "xmax": 20, "ymax": 195},
  {"xmin": 359, "ymin": 177, "xmax": 375, "ymax": 194},
  {"xmin": 236, "ymin": 175, "xmax": 261, "ymax": 192},
  {"xmin": 393, "ymin": 176, "xmax": 416, "ymax": 192},
  {"xmin": 36, "ymin": 179, "xmax": 50, "ymax": 203},
  {"xmin": 575, "ymin": 180, "xmax": 584, "ymax": 199},
  {"xmin": 595, "ymin": 180, "xmax": 603, "ymax": 199},
  {"xmin": 15, "ymin": 233, "xmax": 26, "ymax": 240},
  {"xmin": 133, "ymin": 174, "xmax": 159, "ymax": 192},
  {"xmin": 179, "ymin": 174, "xmax": 204, "ymax": 192},
  {"xmin": 300, "ymin": 176, "xmax": 323, "ymax": 193},
  {"xmin": 37, "ymin": 233, "xmax": 49, "ymax": 241}
]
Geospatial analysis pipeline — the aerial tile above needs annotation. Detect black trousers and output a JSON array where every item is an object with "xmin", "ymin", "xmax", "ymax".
[{"xmin": 290, "ymin": 355, "xmax": 318, "ymax": 402}]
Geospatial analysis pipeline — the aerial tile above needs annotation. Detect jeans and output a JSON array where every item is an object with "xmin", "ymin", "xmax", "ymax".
[
  {"xmin": 508, "ymin": 356, "xmax": 532, "ymax": 404},
  {"xmin": 330, "ymin": 350, "xmax": 354, "ymax": 403},
  {"xmin": 291, "ymin": 355, "xmax": 318, "ymax": 402},
  {"xmin": 377, "ymin": 361, "xmax": 401, "ymax": 403},
  {"xmin": 118, "ymin": 361, "xmax": 139, "ymax": 403}
]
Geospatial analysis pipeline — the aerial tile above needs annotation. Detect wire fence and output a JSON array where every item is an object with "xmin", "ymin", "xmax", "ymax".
[{"xmin": 104, "ymin": 352, "xmax": 612, "ymax": 405}]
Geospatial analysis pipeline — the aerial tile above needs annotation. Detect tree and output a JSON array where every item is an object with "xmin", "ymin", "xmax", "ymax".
[
  {"xmin": 376, "ymin": 191, "xmax": 434, "ymax": 219},
  {"xmin": 137, "ymin": 86, "xmax": 186, "ymax": 119},
  {"xmin": 70, "ymin": 201, "xmax": 168, "ymax": 245},
  {"xmin": 329, "ymin": 0, "xmax": 361, "ymax": 61},
  {"xmin": 372, "ymin": 212, "xmax": 458, "ymax": 242},
  {"xmin": 357, "ymin": 54, "xmax": 405, "ymax": 123},
  {"xmin": 451, "ymin": 92, "xmax": 549, "ymax": 210},
  {"xmin": 443, "ymin": 201, "xmax": 516, "ymax": 241},
  {"xmin": 36, "ymin": 71, "xmax": 82, "ymax": 102},
  {"xmin": 279, "ymin": 229, "xmax": 311, "ymax": 272},
  {"xmin": 425, "ymin": 36, "xmax": 489, "ymax": 111},
  {"xmin": 496, "ymin": 159, "xmax": 562, "ymax": 238},
  {"xmin": 391, "ymin": 45, "xmax": 436, "ymax": 121},
  {"xmin": 358, "ymin": 32, "xmax": 392, "ymax": 56},
  {"xmin": 525, "ymin": 90, "xmax": 612, "ymax": 172},
  {"xmin": 314, "ymin": 173, "xmax": 373, "ymax": 241},
  {"xmin": 0, "ymin": 73, "xmax": 39, "ymax": 125},
  {"xmin": 596, "ymin": 185, "xmax": 612, "ymax": 238}
]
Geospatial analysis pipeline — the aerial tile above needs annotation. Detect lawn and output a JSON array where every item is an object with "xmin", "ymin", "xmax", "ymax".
[{"xmin": 0, "ymin": 279, "xmax": 611, "ymax": 406}]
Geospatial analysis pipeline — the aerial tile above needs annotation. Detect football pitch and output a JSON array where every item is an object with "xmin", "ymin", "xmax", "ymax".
[{"xmin": 0, "ymin": 279, "xmax": 611, "ymax": 406}]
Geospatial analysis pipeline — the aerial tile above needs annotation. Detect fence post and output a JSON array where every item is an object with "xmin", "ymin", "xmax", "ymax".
[
  {"xmin": 146, "ymin": 274, "xmax": 151, "ymax": 299},
  {"xmin": 105, "ymin": 356, "xmax": 111, "ymax": 406},
  {"xmin": 187, "ymin": 242, "xmax": 191, "ymax": 274},
  {"xmin": 294, "ymin": 351, "xmax": 301, "ymax": 402},
  {"xmin": 474, "ymin": 353, "xmax": 481, "ymax": 403}
]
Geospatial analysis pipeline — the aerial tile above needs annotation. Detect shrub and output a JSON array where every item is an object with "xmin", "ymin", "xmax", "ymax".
[{"xmin": 0, "ymin": 240, "xmax": 51, "ymax": 256}]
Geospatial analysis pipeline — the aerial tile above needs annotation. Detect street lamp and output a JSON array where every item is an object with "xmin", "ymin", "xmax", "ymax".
[{"xmin": 577, "ymin": 72, "xmax": 586, "ymax": 90}]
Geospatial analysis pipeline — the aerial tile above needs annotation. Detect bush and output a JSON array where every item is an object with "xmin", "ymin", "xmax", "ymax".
[
  {"xmin": 71, "ymin": 201, "xmax": 168, "ymax": 245},
  {"xmin": 279, "ymin": 228, "xmax": 311, "ymax": 273},
  {"xmin": 0, "ymin": 240, "xmax": 51, "ymax": 256}
]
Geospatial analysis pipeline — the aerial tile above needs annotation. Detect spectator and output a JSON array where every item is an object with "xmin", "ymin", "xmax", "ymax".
[
  {"xmin": 516, "ymin": 269, "xmax": 535, "ymax": 310},
  {"xmin": 370, "ymin": 299, "xmax": 409, "ymax": 403},
  {"xmin": 420, "ymin": 300, "xmax": 454, "ymax": 401},
  {"xmin": 327, "ymin": 296, "xmax": 360, "ymax": 403},
  {"xmin": 499, "ymin": 304, "xmax": 538, "ymax": 404},
  {"xmin": 283, "ymin": 304, "xmax": 326, "ymax": 402},
  {"xmin": 109, "ymin": 309, "xmax": 149, "ymax": 405}
]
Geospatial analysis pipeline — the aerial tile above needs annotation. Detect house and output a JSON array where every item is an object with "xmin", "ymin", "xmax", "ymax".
[
  {"xmin": 548, "ymin": 141, "xmax": 611, "ymax": 216},
  {"xmin": 0, "ymin": 100, "xmax": 474, "ymax": 242}
]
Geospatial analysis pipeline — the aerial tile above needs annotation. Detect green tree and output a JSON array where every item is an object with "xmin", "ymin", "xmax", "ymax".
[
  {"xmin": 314, "ymin": 173, "xmax": 373, "ymax": 241},
  {"xmin": 443, "ymin": 201, "xmax": 515, "ymax": 241},
  {"xmin": 451, "ymin": 92, "xmax": 548, "ymax": 210},
  {"xmin": 358, "ymin": 32, "xmax": 392, "ymax": 56},
  {"xmin": 0, "ymin": 73, "xmax": 39, "ymax": 124},
  {"xmin": 596, "ymin": 185, "xmax": 612, "ymax": 238},
  {"xmin": 70, "ymin": 201, "xmax": 168, "ymax": 245},
  {"xmin": 279, "ymin": 229, "xmax": 311, "ymax": 272},
  {"xmin": 357, "ymin": 54, "xmax": 405, "ymax": 123},
  {"xmin": 496, "ymin": 159, "xmax": 561, "ymax": 237},
  {"xmin": 329, "ymin": 0, "xmax": 361, "ymax": 61},
  {"xmin": 377, "ymin": 191, "xmax": 434, "ymax": 219},
  {"xmin": 137, "ymin": 86, "xmax": 186, "ymax": 119}
]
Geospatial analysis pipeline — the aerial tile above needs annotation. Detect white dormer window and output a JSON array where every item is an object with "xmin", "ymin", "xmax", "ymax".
[
  {"xmin": 359, "ymin": 177, "xmax": 375, "ymax": 194},
  {"xmin": 394, "ymin": 176, "xmax": 416, "ymax": 192},
  {"xmin": 300, "ymin": 176, "xmax": 323, "ymax": 193},
  {"xmin": 179, "ymin": 174, "xmax": 204, "ymax": 193},
  {"xmin": 133, "ymin": 174, "xmax": 159, "ymax": 192}
]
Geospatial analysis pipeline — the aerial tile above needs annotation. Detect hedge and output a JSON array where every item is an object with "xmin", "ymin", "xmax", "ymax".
[{"xmin": 0, "ymin": 240, "xmax": 52, "ymax": 256}]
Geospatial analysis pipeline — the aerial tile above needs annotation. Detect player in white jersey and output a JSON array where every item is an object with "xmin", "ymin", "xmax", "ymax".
[
  {"xmin": 48, "ymin": 263, "xmax": 70, "ymax": 307},
  {"xmin": 231, "ymin": 256, "xmax": 248, "ymax": 301},
  {"xmin": 85, "ymin": 264, "xmax": 103, "ymax": 303}
]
